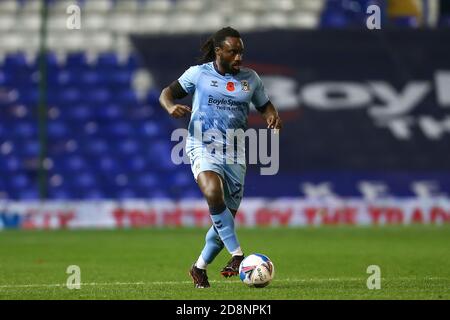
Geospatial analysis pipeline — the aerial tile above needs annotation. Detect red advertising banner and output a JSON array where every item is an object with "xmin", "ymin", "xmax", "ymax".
[{"xmin": 1, "ymin": 199, "xmax": 449, "ymax": 230}]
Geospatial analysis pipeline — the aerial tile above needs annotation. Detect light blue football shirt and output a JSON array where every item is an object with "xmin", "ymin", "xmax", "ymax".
[{"xmin": 178, "ymin": 62, "xmax": 270, "ymax": 160}]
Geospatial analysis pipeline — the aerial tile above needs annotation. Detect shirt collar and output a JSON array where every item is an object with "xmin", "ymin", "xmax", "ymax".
[{"xmin": 213, "ymin": 61, "xmax": 239, "ymax": 76}]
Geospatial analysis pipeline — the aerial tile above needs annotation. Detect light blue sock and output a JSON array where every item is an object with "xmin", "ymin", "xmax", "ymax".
[
  {"xmin": 200, "ymin": 226, "xmax": 224, "ymax": 264},
  {"xmin": 210, "ymin": 207, "xmax": 240, "ymax": 254}
]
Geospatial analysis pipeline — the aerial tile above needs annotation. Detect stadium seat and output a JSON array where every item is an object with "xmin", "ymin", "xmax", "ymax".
[
  {"xmin": 94, "ymin": 104, "xmax": 123, "ymax": 120},
  {"xmin": 139, "ymin": 121, "xmax": 162, "ymax": 138},
  {"xmin": 14, "ymin": 121, "xmax": 36, "ymax": 138},
  {"xmin": 96, "ymin": 52, "xmax": 120, "ymax": 69},
  {"xmin": 18, "ymin": 188, "xmax": 39, "ymax": 200},
  {"xmin": 135, "ymin": 173, "xmax": 159, "ymax": 188},
  {"xmin": 320, "ymin": 10, "xmax": 350, "ymax": 27},
  {"xmin": 48, "ymin": 188, "xmax": 71, "ymax": 200},
  {"xmin": 106, "ymin": 70, "xmax": 132, "ymax": 88},
  {"xmin": 123, "ymin": 156, "xmax": 147, "ymax": 172},
  {"xmin": 72, "ymin": 172, "xmax": 97, "ymax": 188},
  {"xmin": 3, "ymin": 52, "xmax": 30, "ymax": 70},
  {"xmin": 82, "ymin": 138, "xmax": 109, "ymax": 155},
  {"xmin": 115, "ymin": 89, "xmax": 139, "ymax": 106},
  {"xmin": 61, "ymin": 104, "xmax": 93, "ymax": 121},
  {"xmin": 104, "ymin": 121, "xmax": 134, "ymax": 137},
  {"xmin": 4, "ymin": 156, "xmax": 22, "ymax": 172},
  {"xmin": 9, "ymin": 173, "xmax": 30, "ymax": 189},
  {"xmin": 58, "ymin": 87, "xmax": 82, "ymax": 106},
  {"xmin": 17, "ymin": 140, "xmax": 40, "ymax": 157},
  {"xmin": 79, "ymin": 70, "xmax": 103, "ymax": 87},
  {"xmin": 66, "ymin": 52, "xmax": 90, "ymax": 69},
  {"xmin": 84, "ymin": 88, "xmax": 111, "ymax": 105},
  {"xmin": 115, "ymin": 139, "xmax": 139, "ymax": 155}
]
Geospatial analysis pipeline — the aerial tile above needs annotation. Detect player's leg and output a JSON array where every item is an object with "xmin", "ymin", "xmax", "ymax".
[
  {"xmin": 197, "ymin": 171, "xmax": 243, "ymax": 258},
  {"xmin": 195, "ymin": 208, "xmax": 237, "ymax": 271},
  {"xmin": 190, "ymin": 172, "xmax": 242, "ymax": 287},
  {"xmin": 218, "ymin": 164, "xmax": 246, "ymax": 277}
]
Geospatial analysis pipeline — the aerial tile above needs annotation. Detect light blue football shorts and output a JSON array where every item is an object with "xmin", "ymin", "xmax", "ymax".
[{"xmin": 188, "ymin": 147, "xmax": 246, "ymax": 211}]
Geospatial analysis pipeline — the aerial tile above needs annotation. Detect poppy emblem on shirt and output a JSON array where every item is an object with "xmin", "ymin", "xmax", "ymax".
[{"xmin": 226, "ymin": 81, "xmax": 235, "ymax": 92}]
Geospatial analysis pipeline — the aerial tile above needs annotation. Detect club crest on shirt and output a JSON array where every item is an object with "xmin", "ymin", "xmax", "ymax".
[
  {"xmin": 226, "ymin": 81, "xmax": 235, "ymax": 92},
  {"xmin": 241, "ymin": 80, "xmax": 250, "ymax": 92}
]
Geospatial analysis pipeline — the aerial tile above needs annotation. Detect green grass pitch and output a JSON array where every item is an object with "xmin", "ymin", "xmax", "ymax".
[{"xmin": 0, "ymin": 226, "xmax": 449, "ymax": 300}]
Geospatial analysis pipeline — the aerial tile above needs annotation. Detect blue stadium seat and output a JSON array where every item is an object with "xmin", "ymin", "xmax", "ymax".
[
  {"xmin": 106, "ymin": 70, "xmax": 132, "ymax": 88},
  {"xmin": 15, "ymin": 140, "xmax": 40, "ymax": 157},
  {"xmin": 63, "ymin": 155, "xmax": 88, "ymax": 171},
  {"xmin": 125, "ymin": 53, "xmax": 140, "ymax": 71},
  {"xmin": 72, "ymin": 172, "xmax": 97, "ymax": 188},
  {"xmin": 147, "ymin": 89, "xmax": 161, "ymax": 106},
  {"xmin": 139, "ymin": 121, "xmax": 162, "ymax": 138},
  {"xmin": 58, "ymin": 87, "xmax": 82, "ymax": 106},
  {"xmin": 115, "ymin": 139, "xmax": 139, "ymax": 155},
  {"xmin": 94, "ymin": 103, "xmax": 123, "ymax": 120},
  {"xmin": 3, "ymin": 52, "xmax": 30, "ymax": 71},
  {"xmin": 61, "ymin": 104, "xmax": 93, "ymax": 121},
  {"xmin": 82, "ymin": 138, "xmax": 109, "ymax": 155},
  {"xmin": 14, "ymin": 121, "xmax": 37, "ymax": 138},
  {"xmin": 52, "ymin": 70, "xmax": 76, "ymax": 87},
  {"xmin": 104, "ymin": 121, "xmax": 134, "ymax": 137},
  {"xmin": 81, "ymin": 188, "xmax": 106, "ymax": 200},
  {"xmin": 9, "ymin": 173, "xmax": 30, "ymax": 189},
  {"xmin": 4, "ymin": 156, "xmax": 21, "ymax": 172},
  {"xmin": 93, "ymin": 156, "xmax": 120, "ymax": 173},
  {"xmin": 115, "ymin": 89, "xmax": 139, "ymax": 106},
  {"xmin": 123, "ymin": 155, "xmax": 147, "ymax": 172},
  {"xmin": 17, "ymin": 87, "xmax": 39, "ymax": 105},
  {"xmin": 147, "ymin": 189, "xmax": 170, "ymax": 199},
  {"xmin": 180, "ymin": 188, "xmax": 202, "ymax": 199},
  {"xmin": 18, "ymin": 188, "xmax": 39, "ymax": 200},
  {"xmin": 80, "ymin": 70, "xmax": 104, "ymax": 87},
  {"xmin": 48, "ymin": 120, "xmax": 69, "ymax": 138},
  {"xmin": 0, "ymin": 71, "xmax": 8, "ymax": 87},
  {"xmin": 96, "ymin": 52, "xmax": 119, "ymax": 70},
  {"xmin": 171, "ymin": 171, "xmax": 192, "ymax": 188},
  {"xmin": 66, "ymin": 52, "xmax": 90, "ymax": 69},
  {"xmin": 48, "ymin": 188, "xmax": 71, "ymax": 200},
  {"xmin": 117, "ymin": 188, "xmax": 137, "ymax": 199},
  {"xmin": 135, "ymin": 173, "xmax": 159, "ymax": 188},
  {"xmin": 84, "ymin": 88, "xmax": 112, "ymax": 105},
  {"xmin": 321, "ymin": 11, "xmax": 350, "ymax": 27}
]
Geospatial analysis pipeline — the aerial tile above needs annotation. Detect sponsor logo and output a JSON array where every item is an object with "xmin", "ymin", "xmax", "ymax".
[
  {"xmin": 210, "ymin": 80, "xmax": 218, "ymax": 87},
  {"xmin": 207, "ymin": 95, "xmax": 249, "ymax": 108}
]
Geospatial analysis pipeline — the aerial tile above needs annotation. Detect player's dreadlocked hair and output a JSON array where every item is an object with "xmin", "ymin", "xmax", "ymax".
[{"xmin": 199, "ymin": 26, "xmax": 241, "ymax": 63}]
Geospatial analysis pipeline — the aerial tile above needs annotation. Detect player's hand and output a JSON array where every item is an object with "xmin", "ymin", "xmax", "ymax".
[
  {"xmin": 266, "ymin": 114, "xmax": 283, "ymax": 131},
  {"xmin": 167, "ymin": 104, "xmax": 192, "ymax": 118}
]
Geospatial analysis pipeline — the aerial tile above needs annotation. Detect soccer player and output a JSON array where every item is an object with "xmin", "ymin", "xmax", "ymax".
[{"xmin": 159, "ymin": 27, "xmax": 282, "ymax": 288}]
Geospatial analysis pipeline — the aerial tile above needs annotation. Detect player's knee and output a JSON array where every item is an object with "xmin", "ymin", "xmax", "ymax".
[{"xmin": 202, "ymin": 185, "xmax": 224, "ymax": 205}]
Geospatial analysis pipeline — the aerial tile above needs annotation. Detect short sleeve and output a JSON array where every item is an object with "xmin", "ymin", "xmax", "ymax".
[
  {"xmin": 251, "ymin": 72, "xmax": 270, "ymax": 111},
  {"xmin": 178, "ymin": 65, "xmax": 200, "ymax": 95}
]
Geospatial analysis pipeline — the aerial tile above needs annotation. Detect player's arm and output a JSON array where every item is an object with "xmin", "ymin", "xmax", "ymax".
[
  {"xmin": 258, "ymin": 101, "xmax": 283, "ymax": 130},
  {"xmin": 159, "ymin": 80, "xmax": 192, "ymax": 118}
]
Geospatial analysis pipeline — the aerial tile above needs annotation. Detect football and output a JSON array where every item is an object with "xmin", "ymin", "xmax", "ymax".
[{"xmin": 239, "ymin": 253, "xmax": 275, "ymax": 288}]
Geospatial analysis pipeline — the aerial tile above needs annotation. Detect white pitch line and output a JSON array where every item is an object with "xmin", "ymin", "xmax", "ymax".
[{"xmin": 0, "ymin": 277, "xmax": 448, "ymax": 289}]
